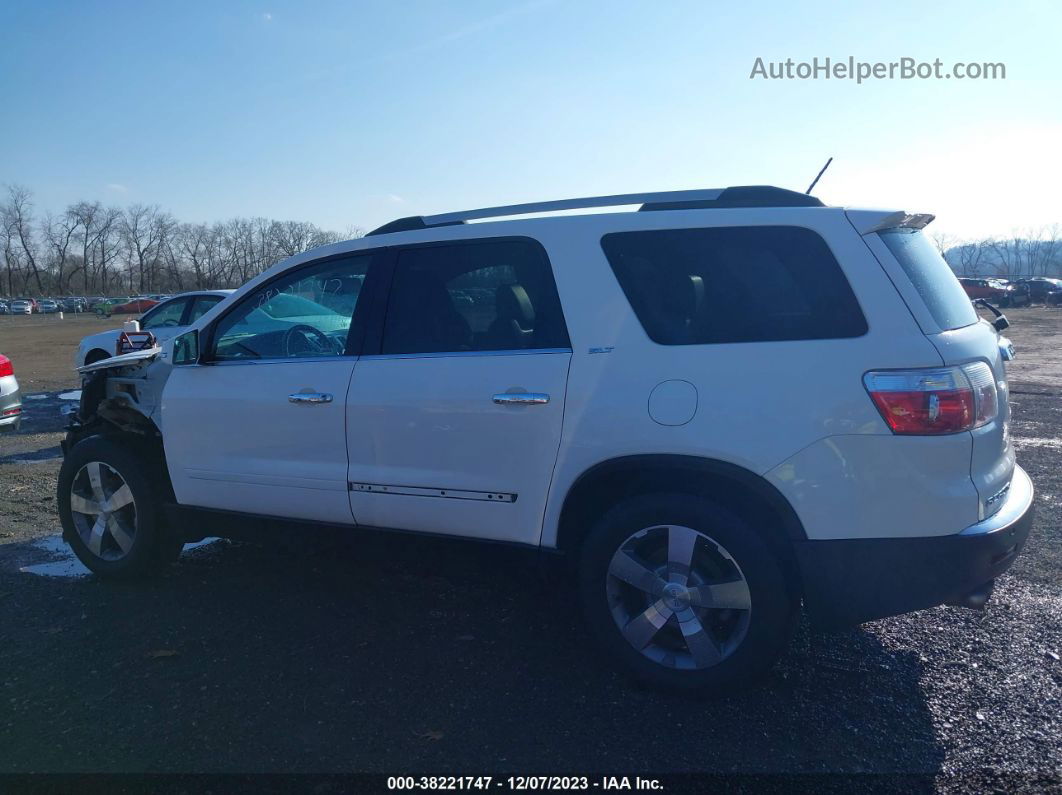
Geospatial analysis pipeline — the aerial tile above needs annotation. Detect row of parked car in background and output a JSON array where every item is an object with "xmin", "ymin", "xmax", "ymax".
[
  {"xmin": 957, "ymin": 276, "xmax": 1062, "ymax": 306},
  {"xmin": 0, "ymin": 294, "xmax": 173, "ymax": 316}
]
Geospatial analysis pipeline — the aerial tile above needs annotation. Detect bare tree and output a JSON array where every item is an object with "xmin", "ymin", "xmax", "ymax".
[
  {"xmin": 930, "ymin": 231, "xmax": 955, "ymax": 260},
  {"xmin": 1, "ymin": 187, "xmax": 349, "ymax": 294},
  {"xmin": 0, "ymin": 216, "xmax": 25, "ymax": 296},
  {"xmin": 94, "ymin": 207, "xmax": 123, "ymax": 294},
  {"xmin": 43, "ymin": 210, "xmax": 81, "ymax": 294},
  {"xmin": 1, "ymin": 185, "xmax": 45, "ymax": 293},
  {"xmin": 954, "ymin": 240, "xmax": 989, "ymax": 276},
  {"xmin": 122, "ymin": 204, "xmax": 167, "ymax": 293}
]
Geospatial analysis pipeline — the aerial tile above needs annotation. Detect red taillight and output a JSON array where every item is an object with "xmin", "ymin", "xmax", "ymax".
[
  {"xmin": 2, "ymin": 407, "xmax": 19, "ymax": 417},
  {"xmin": 864, "ymin": 363, "xmax": 998, "ymax": 435},
  {"xmin": 0, "ymin": 355, "xmax": 13, "ymax": 377}
]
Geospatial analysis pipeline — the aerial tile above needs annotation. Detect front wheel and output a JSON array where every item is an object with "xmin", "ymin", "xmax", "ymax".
[
  {"xmin": 57, "ymin": 435, "xmax": 177, "ymax": 579},
  {"xmin": 578, "ymin": 493, "xmax": 797, "ymax": 692}
]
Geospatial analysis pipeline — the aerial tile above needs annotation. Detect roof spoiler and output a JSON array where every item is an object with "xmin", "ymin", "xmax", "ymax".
[{"xmin": 847, "ymin": 209, "xmax": 936, "ymax": 235}]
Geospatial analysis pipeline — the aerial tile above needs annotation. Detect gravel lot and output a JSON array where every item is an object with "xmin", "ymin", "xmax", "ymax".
[{"xmin": 0, "ymin": 309, "xmax": 1059, "ymax": 787}]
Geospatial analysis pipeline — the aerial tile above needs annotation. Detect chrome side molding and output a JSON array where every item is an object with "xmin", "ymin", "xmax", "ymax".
[{"xmin": 349, "ymin": 482, "xmax": 517, "ymax": 503}]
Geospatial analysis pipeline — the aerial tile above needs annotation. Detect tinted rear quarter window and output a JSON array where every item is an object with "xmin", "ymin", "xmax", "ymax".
[
  {"xmin": 601, "ymin": 226, "xmax": 867, "ymax": 345},
  {"xmin": 878, "ymin": 228, "xmax": 977, "ymax": 330}
]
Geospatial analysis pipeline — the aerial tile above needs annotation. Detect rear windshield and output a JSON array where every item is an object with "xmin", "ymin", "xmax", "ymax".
[{"xmin": 878, "ymin": 228, "xmax": 977, "ymax": 330}]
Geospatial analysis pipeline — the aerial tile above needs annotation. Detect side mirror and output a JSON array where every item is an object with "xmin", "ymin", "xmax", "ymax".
[{"xmin": 173, "ymin": 329, "xmax": 200, "ymax": 366}]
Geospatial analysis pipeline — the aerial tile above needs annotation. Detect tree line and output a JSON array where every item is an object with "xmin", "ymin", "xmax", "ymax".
[
  {"xmin": 0, "ymin": 185, "xmax": 357, "ymax": 297},
  {"xmin": 4, "ymin": 183, "xmax": 1058, "ymax": 297},
  {"xmin": 931, "ymin": 229, "xmax": 1062, "ymax": 279}
]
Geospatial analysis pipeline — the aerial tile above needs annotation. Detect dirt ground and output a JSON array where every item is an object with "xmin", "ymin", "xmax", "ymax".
[
  {"xmin": 0, "ymin": 307, "xmax": 1059, "ymax": 785},
  {"xmin": 0, "ymin": 313, "xmax": 113, "ymax": 393}
]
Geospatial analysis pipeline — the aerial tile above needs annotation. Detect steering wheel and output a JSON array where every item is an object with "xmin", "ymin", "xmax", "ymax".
[{"xmin": 283, "ymin": 324, "xmax": 337, "ymax": 357}]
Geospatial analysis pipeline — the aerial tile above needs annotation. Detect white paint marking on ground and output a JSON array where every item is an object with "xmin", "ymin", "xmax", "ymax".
[
  {"xmin": 1012, "ymin": 436, "xmax": 1062, "ymax": 449},
  {"xmin": 58, "ymin": 390, "xmax": 82, "ymax": 400},
  {"xmin": 18, "ymin": 535, "xmax": 222, "ymax": 579}
]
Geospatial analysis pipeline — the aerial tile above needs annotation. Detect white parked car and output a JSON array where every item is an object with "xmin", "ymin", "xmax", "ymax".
[
  {"xmin": 58, "ymin": 186, "xmax": 1034, "ymax": 691},
  {"xmin": 0, "ymin": 353, "xmax": 21, "ymax": 431},
  {"xmin": 75, "ymin": 290, "xmax": 234, "ymax": 367},
  {"xmin": 9, "ymin": 299, "xmax": 33, "ymax": 315}
]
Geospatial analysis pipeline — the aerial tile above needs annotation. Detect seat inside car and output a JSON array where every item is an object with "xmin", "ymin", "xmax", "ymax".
[
  {"xmin": 483, "ymin": 284, "xmax": 536, "ymax": 349},
  {"xmin": 386, "ymin": 270, "xmax": 473, "ymax": 353}
]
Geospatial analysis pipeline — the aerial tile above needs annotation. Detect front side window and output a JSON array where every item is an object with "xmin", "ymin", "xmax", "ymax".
[
  {"xmin": 601, "ymin": 226, "xmax": 867, "ymax": 345},
  {"xmin": 381, "ymin": 239, "xmax": 569, "ymax": 355},
  {"xmin": 140, "ymin": 298, "xmax": 189, "ymax": 329},
  {"xmin": 211, "ymin": 255, "xmax": 370, "ymax": 361}
]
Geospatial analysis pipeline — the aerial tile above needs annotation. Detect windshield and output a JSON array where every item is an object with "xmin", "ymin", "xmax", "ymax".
[{"xmin": 878, "ymin": 228, "xmax": 977, "ymax": 330}]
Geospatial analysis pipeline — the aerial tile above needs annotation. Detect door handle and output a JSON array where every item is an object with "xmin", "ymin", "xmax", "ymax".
[
  {"xmin": 492, "ymin": 392, "xmax": 550, "ymax": 405},
  {"xmin": 288, "ymin": 392, "xmax": 333, "ymax": 404}
]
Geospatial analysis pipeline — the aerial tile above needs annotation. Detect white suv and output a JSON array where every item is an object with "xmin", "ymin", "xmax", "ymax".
[{"xmin": 58, "ymin": 186, "xmax": 1035, "ymax": 691}]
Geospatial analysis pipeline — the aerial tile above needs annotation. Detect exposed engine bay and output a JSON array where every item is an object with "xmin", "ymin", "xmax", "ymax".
[{"xmin": 68, "ymin": 347, "xmax": 169, "ymax": 445}]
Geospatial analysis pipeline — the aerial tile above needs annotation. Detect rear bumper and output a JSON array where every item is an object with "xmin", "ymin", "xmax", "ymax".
[
  {"xmin": 0, "ymin": 382, "xmax": 20, "ymax": 431},
  {"xmin": 795, "ymin": 466, "xmax": 1035, "ymax": 629}
]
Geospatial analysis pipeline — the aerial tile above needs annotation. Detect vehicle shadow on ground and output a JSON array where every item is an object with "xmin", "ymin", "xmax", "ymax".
[
  {"xmin": 0, "ymin": 390, "xmax": 72, "ymax": 463},
  {"xmin": 1, "ymin": 531, "xmax": 946, "ymax": 776}
]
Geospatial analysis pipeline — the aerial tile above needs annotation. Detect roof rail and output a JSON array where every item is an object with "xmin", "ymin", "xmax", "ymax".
[
  {"xmin": 365, "ymin": 185, "xmax": 823, "ymax": 236},
  {"xmin": 364, "ymin": 217, "xmax": 462, "ymax": 236},
  {"xmin": 640, "ymin": 185, "xmax": 823, "ymax": 211}
]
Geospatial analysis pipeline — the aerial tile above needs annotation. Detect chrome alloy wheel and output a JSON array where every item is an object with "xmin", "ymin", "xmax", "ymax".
[
  {"xmin": 606, "ymin": 525, "xmax": 752, "ymax": 670},
  {"xmin": 69, "ymin": 461, "xmax": 138, "ymax": 561}
]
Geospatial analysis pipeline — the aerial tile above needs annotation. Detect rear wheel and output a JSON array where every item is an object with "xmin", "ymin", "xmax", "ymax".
[
  {"xmin": 578, "ymin": 493, "xmax": 797, "ymax": 692},
  {"xmin": 84, "ymin": 349, "xmax": 111, "ymax": 366},
  {"xmin": 58, "ymin": 435, "xmax": 176, "ymax": 578}
]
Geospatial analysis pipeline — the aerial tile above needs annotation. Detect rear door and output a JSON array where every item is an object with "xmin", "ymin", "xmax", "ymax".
[
  {"xmin": 864, "ymin": 225, "xmax": 1013, "ymax": 520},
  {"xmin": 345, "ymin": 237, "xmax": 572, "ymax": 545}
]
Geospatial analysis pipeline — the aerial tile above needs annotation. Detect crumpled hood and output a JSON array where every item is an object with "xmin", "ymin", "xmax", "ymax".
[{"xmin": 76, "ymin": 346, "xmax": 162, "ymax": 374}]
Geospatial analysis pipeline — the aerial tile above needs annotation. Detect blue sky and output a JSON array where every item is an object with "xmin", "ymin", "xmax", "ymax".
[{"xmin": 2, "ymin": 0, "xmax": 1059, "ymax": 239}]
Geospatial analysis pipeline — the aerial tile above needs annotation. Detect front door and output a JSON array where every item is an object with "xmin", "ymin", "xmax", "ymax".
[
  {"xmin": 346, "ymin": 238, "xmax": 572, "ymax": 545},
  {"xmin": 164, "ymin": 252, "xmax": 377, "ymax": 524}
]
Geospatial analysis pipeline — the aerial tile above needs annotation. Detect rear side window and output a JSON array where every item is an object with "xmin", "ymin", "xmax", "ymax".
[
  {"xmin": 382, "ymin": 239, "xmax": 570, "ymax": 355},
  {"xmin": 601, "ymin": 226, "xmax": 867, "ymax": 345},
  {"xmin": 878, "ymin": 228, "xmax": 977, "ymax": 330},
  {"xmin": 140, "ymin": 297, "xmax": 189, "ymax": 329},
  {"xmin": 188, "ymin": 294, "xmax": 224, "ymax": 323}
]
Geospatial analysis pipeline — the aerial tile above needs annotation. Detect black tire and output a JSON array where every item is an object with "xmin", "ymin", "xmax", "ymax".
[
  {"xmin": 57, "ymin": 435, "xmax": 175, "ymax": 579},
  {"xmin": 578, "ymin": 493, "xmax": 797, "ymax": 692},
  {"xmin": 84, "ymin": 349, "xmax": 111, "ymax": 365}
]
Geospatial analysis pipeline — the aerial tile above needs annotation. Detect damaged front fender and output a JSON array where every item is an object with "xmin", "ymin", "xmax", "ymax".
[{"xmin": 68, "ymin": 346, "xmax": 170, "ymax": 447}]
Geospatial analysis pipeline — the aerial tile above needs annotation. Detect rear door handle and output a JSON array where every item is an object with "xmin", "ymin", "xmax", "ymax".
[
  {"xmin": 492, "ymin": 392, "xmax": 550, "ymax": 405},
  {"xmin": 288, "ymin": 392, "xmax": 333, "ymax": 404}
]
